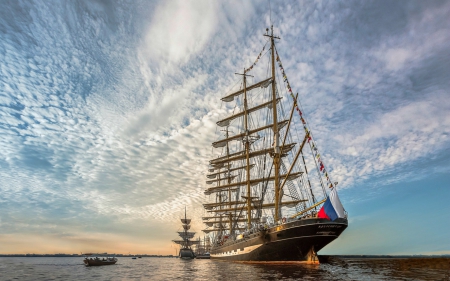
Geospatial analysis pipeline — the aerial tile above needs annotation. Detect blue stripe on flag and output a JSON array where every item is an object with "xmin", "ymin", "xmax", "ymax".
[{"xmin": 323, "ymin": 197, "xmax": 338, "ymax": 221}]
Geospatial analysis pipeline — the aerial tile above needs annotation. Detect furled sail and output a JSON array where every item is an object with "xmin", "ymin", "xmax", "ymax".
[
  {"xmin": 172, "ymin": 240, "xmax": 200, "ymax": 246},
  {"xmin": 181, "ymin": 219, "xmax": 191, "ymax": 224},
  {"xmin": 207, "ymin": 200, "xmax": 306, "ymax": 213},
  {"xmin": 206, "ymin": 175, "xmax": 236, "ymax": 184},
  {"xmin": 212, "ymin": 120, "xmax": 288, "ymax": 148},
  {"xmin": 217, "ymin": 98, "xmax": 282, "ymax": 127},
  {"xmin": 207, "ymin": 164, "xmax": 255, "ymax": 179},
  {"xmin": 205, "ymin": 172, "xmax": 303, "ymax": 194},
  {"xmin": 210, "ymin": 143, "xmax": 296, "ymax": 166},
  {"xmin": 202, "ymin": 227, "xmax": 246, "ymax": 233},
  {"xmin": 221, "ymin": 78, "xmax": 272, "ymax": 102},
  {"xmin": 202, "ymin": 214, "xmax": 244, "ymax": 220},
  {"xmin": 177, "ymin": 232, "xmax": 196, "ymax": 239},
  {"xmin": 203, "ymin": 199, "xmax": 260, "ymax": 209}
]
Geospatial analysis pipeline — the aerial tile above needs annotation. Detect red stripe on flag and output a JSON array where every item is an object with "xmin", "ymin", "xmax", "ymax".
[{"xmin": 317, "ymin": 206, "xmax": 330, "ymax": 220}]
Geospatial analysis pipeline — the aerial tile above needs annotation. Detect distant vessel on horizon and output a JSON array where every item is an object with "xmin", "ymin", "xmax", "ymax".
[
  {"xmin": 172, "ymin": 208, "xmax": 199, "ymax": 259},
  {"xmin": 202, "ymin": 25, "xmax": 348, "ymax": 263}
]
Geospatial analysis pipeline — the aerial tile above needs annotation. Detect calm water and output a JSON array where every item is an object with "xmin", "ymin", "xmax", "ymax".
[{"xmin": 0, "ymin": 257, "xmax": 448, "ymax": 281}]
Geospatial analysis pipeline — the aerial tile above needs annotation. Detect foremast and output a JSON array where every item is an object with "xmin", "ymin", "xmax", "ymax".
[{"xmin": 235, "ymin": 70, "xmax": 254, "ymax": 230}]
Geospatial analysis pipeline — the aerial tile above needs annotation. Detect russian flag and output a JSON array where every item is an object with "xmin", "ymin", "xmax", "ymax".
[{"xmin": 317, "ymin": 188, "xmax": 345, "ymax": 221}]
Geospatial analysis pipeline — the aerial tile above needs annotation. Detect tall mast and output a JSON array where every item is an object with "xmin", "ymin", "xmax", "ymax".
[{"xmin": 265, "ymin": 25, "xmax": 282, "ymax": 221}]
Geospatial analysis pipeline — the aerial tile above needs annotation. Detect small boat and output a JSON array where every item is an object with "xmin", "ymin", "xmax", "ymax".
[
  {"xmin": 83, "ymin": 253, "xmax": 117, "ymax": 266},
  {"xmin": 132, "ymin": 257, "xmax": 137, "ymax": 259}
]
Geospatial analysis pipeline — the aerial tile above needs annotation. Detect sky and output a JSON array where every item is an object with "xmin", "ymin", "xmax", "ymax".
[{"xmin": 0, "ymin": 0, "xmax": 449, "ymax": 255}]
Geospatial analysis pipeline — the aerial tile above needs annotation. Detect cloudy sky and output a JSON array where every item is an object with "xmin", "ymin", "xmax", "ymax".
[{"xmin": 0, "ymin": 0, "xmax": 449, "ymax": 255}]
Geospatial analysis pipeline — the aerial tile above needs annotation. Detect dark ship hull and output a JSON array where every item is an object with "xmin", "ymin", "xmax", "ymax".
[
  {"xmin": 179, "ymin": 248, "xmax": 196, "ymax": 259},
  {"xmin": 210, "ymin": 218, "xmax": 347, "ymax": 262}
]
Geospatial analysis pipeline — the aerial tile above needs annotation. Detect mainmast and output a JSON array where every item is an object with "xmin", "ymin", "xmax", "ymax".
[
  {"xmin": 264, "ymin": 26, "xmax": 282, "ymax": 221},
  {"xmin": 236, "ymin": 70, "xmax": 254, "ymax": 230}
]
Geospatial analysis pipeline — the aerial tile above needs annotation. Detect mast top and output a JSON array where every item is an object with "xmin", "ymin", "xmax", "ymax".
[{"xmin": 263, "ymin": 26, "xmax": 280, "ymax": 40}]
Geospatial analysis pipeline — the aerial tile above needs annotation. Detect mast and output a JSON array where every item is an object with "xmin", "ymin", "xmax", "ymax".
[
  {"xmin": 218, "ymin": 166, "xmax": 223, "ymax": 240},
  {"xmin": 184, "ymin": 206, "xmax": 188, "ymax": 247},
  {"xmin": 243, "ymin": 71, "xmax": 252, "ymax": 230},
  {"xmin": 234, "ymin": 70, "xmax": 254, "ymax": 230},
  {"xmin": 265, "ymin": 25, "xmax": 282, "ymax": 222},
  {"xmin": 225, "ymin": 127, "xmax": 233, "ymax": 235},
  {"xmin": 244, "ymin": 72, "xmax": 252, "ymax": 230}
]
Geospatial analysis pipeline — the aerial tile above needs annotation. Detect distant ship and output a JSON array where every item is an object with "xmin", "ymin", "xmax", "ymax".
[
  {"xmin": 173, "ymin": 208, "xmax": 199, "ymax": 259},
  {"xmin": 202, "ymin": 26, "xmax": 348, "ymax": 263},
  {"xmin": 194, "ymin": 236, "xmax": 211, "ymax": 259}
]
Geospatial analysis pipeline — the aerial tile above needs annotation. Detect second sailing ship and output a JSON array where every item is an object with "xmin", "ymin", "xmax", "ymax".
[{"xmin": 173, "ymin": 208, "xmax": 199, "ymax": 259}]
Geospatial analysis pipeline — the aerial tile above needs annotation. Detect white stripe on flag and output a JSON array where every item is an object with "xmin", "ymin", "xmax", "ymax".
[{"xmin": 329, "ymin": 188, "xmax": 345, "ymax": 218}]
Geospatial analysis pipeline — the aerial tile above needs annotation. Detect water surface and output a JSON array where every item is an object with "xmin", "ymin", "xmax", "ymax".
[{"xmin": 0, "ymin": 257, "xmax": 448, "ymax": 280}]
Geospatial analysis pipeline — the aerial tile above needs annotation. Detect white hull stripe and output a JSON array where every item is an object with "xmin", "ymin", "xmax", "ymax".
[{"xmin": 211, "ymin": 244, "xmax": 263, "ymax": 258}]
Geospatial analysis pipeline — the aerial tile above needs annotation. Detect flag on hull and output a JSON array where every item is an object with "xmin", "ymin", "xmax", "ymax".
[{"xmin": 318, "ymin": 188, "xmax": 345, "ymax": 221}]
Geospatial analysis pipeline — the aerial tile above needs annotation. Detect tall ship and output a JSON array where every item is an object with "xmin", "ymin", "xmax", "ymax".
[
  {"xmin": 173, "ymin": 208, "xmax": 199, "ymax": 259},
  {"xmin": 202, "ymin": 26, "xmax": 348, "ymax": 263}
]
